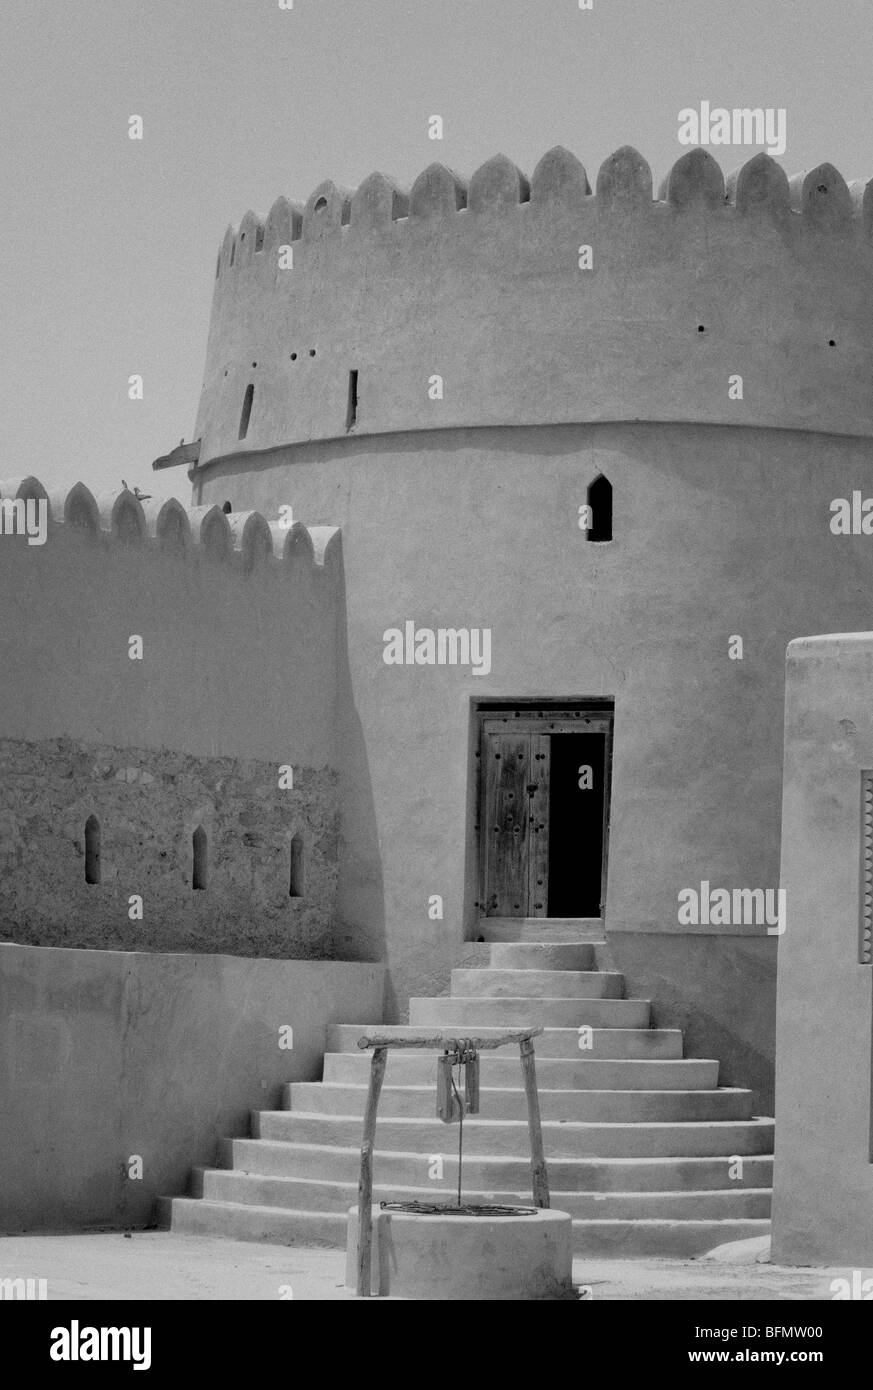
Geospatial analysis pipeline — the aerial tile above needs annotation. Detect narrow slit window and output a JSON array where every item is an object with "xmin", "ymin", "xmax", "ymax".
[
  {"xmin": 346, "ymin": 370, "xmax": 358, "ymax": 431},
  {"xmin": 238, "ymin": 384, "xmax": 254, "ymax": 440},
  {"xmin": 84, "ymin": 815, "xmax": 101, "ymax": 885},
  {"xmin": 586, "ymin": 474, "xmax": 613, "ymax": 544},
  {"xmin": 255, "ymin": 225, "xmax": 264, "ymax": 252},
  {"xmin": 289, "ymin": 835, "xmax": 305, "ymax": 898},
  {"xmin": 192, "ymin": 826, "xmax": 207, "ymax": 890}
]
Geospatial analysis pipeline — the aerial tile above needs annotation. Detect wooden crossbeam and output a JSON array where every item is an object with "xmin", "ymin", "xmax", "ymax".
[{"xmin": 356, "ymin": 1027, "xmax": 542, "ymax": 1051}]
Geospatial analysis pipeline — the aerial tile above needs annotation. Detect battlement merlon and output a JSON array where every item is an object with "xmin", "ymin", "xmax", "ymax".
[
  {"xmin": 188, "ymin": 146, "xmax": 873, "ymax": 468},
  {"xmin": 0, "ymin": 476, "xmax": 341, "ymax": 578}
]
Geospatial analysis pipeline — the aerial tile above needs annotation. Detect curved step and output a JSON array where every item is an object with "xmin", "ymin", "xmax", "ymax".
[
  {"xmin": 192, "ymin": 1169, "xmax": 771, "ymax": 1221},
  {"xmin": 407, "ymin": 997, "xmax": 651, "ymax": 1028},
  {"xmin": 252, "ymin": 1111, "xmax": 775, "ymax": 1159},
  {"xmin": 451, "ymin": 969, "xmax": 624, "ymax": 999},
  {"xmin": 287, "ymin": 1082, "xmax": 749, "ymax": 1122},
  {"xmin": 321, "ymin": 1053, "xmax": 704, "ymax": 1088},
  {"xmin": 220, "ymin": 1138, "xmax": 774, "ymax": 1191},
  {"xmin": 161, "ymin": 1195, "xmax": 769, "ymax": 1258}
]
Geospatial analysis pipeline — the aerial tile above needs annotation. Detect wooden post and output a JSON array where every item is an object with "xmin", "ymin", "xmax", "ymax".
[
  {"xmin": 356, "ymin": 1045, "xmax": 387, "ymax": 1297},
  {"xmin": 519, "ymin": 1036, "xmax": 550, "ymax": 1209}
]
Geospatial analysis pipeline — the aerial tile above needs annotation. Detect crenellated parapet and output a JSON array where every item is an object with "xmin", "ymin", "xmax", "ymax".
[
  {"xmin": 191, "ymin": 145, "xmax": 873, "ymax": 466},
  {"xmin": 0, "ymin": 476, "xmax": 341, "ymax": 579}
]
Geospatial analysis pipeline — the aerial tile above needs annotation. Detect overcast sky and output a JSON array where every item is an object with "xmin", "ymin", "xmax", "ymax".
[{"xmin": 2, "ymin": 0, "xmax": 871, "ymax": 504}]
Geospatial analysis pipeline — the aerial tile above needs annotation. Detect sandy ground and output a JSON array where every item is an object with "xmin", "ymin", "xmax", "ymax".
[{"xmin": 0, "ymin": 1231, "xmax": 860, "ymax": 1300}]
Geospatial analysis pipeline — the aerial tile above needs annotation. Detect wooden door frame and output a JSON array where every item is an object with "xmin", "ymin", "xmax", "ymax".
[{"xmin": 474, "ymin": 701, "xmax": 614, "ymax": 920}]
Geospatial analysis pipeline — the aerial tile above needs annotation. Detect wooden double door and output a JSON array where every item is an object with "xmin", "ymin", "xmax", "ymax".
[{"xmin": 478, "ymin": 710, "xmax": 612, "ymax": 919}]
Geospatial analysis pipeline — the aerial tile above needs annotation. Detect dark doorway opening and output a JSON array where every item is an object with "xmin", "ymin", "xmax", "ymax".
[{"xmin": 547, "ymin": 731, "xmax": 606, "ymax": 917}]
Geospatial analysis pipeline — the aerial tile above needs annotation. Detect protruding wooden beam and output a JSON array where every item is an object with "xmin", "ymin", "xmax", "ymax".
[
  {"xmin": 151, "ymin": 439, "xmax": 201, "ymax": 471},
  {"xmin": 520, "ymin": 1036, "xmax": 550, "ymax": 1209},
  {"xmin": 356, "ymin": 1045, "xmax": 387, "ymax": 1297}
]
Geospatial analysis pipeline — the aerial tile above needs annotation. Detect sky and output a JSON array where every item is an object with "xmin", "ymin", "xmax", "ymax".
[{"xmin": 1, "ymin": 0, "xmax": 871, "ymax": 504}]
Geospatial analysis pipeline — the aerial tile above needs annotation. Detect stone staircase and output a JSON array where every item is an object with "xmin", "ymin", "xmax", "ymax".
[{"xmin": 159, "ymin": 921, "xmax": 774, "ymax": 1257}]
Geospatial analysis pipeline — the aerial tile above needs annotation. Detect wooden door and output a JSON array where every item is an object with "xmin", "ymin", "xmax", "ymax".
[
  {"xmin": 528, "ymin": 734, "xmax": 550, "ymax": 917},
  {"xmin": 477, "ymin": 707, "xmax": 613, "ymax": 921},
  {"xmin": 481, "ymin": 728, "xmax": 550, "ymax": 916}
]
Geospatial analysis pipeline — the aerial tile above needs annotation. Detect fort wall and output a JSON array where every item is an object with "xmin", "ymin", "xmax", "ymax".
[
  {"xmin": 0, "ymin": 479, "xmax": 344, "ymax": 957},
  {"xmin": 193, "ymin": 148, "xmax": 873, "ymax": 462},
  {"xmin": 0, "ymin": 942, "xmax": 385, "ymax": 1232}
]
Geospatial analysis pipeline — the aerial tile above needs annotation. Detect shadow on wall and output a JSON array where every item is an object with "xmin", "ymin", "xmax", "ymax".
[
  {"xmin": 329, "ymin": 545, "xmax": 389, "ymax": 1002},
  {"xmin": 607, "ymin": 932, "xmax": 777, "ymax": 1115}
]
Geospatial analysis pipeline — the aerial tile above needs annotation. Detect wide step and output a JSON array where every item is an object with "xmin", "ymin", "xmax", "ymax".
[
  {"xmin": 288, "ymin": 1082, "xmax": 750, "ymax": 1122},
  {"xmin": 407, "ymin": 997, "xmax": 652, "ymax": 1028},
  {"xmin": 252, "ymin": 1111, "xmax": 775, "ymax": 1159},
  {"xmin": 221, "ymin": 1139, "xmax": 774, "ymax": 1191},
  {"xmin": 192, "ymin": 1169, "xmax": 770, "ymax": 1221},
  {"xmin": 161, "ymin": 1196, "xmax": 768, "ymax": 1257},
  {"xmin": 321, "ymin": 1053, "xmax": 705, "ymax": 1088}
]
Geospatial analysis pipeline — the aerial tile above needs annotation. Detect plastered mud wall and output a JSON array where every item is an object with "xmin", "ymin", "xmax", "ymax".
[
  {"xmin": 195, "ymin": 147, "xmax": 873, "ymax": 462},
  {"xmin": 0, "ymin": 943, "xmax": 385, "ymax": 1232},
  {"xmin": 772, "ymin": 635, "xmax": 873, "ymax": 1264},
  {"xmin": 0, "ymin": 478, "xmax": 343, "ymax": 956}
]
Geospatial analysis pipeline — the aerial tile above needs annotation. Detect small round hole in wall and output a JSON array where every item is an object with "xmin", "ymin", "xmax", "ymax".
[
  {"xmin": 697, "ymin": 324, "xmax": 706, "ymax": 333},
  {"xmin": 828, "ymin": 339, "xmax": 836, "ymax": 347},
  {"xmin": 290, "ymin": 352, "xmax": 297, "ymax": 361},
  {"xmin": 252, "ymin": 361, "xmax": 257, "ymax": 368},
  {"xmin": 222, "ymin": 501, "xmax": 232, "ymax": 514},
  {"xmin": 314, "ymin": 196, "xmax": 328, "ymax": 212},
  {"xmin": 309, "ymin": 348, "xmax": 316, "ymax": 357}
]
